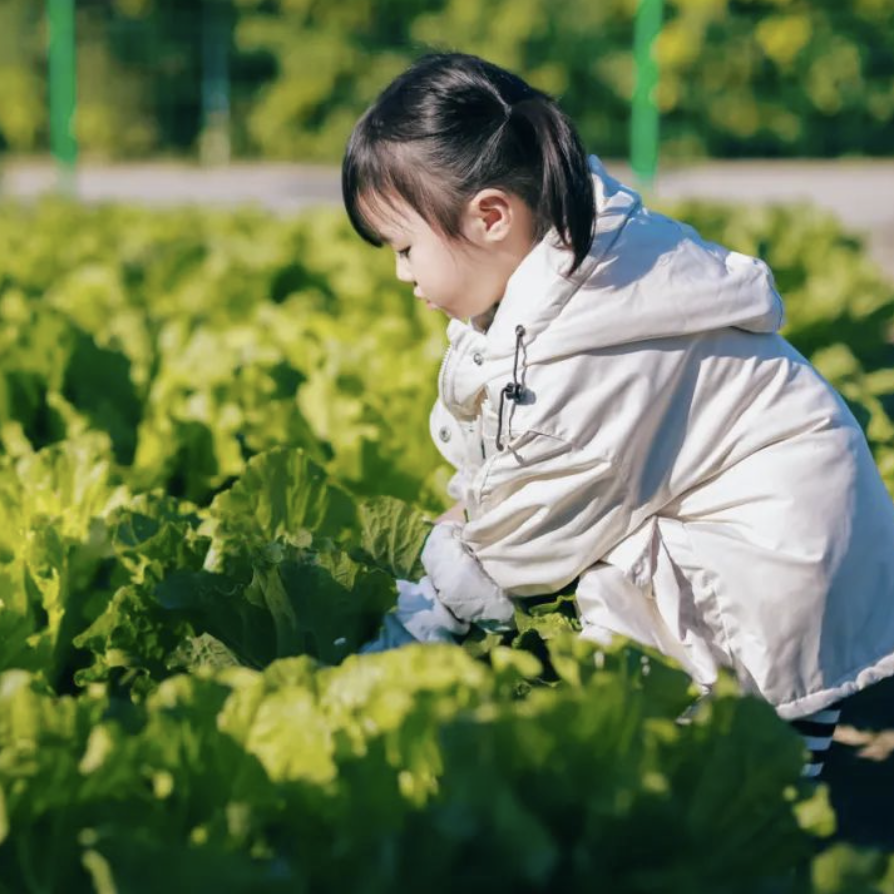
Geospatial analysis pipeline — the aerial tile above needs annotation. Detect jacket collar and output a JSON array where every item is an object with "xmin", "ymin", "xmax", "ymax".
[
  {"xmin": 440, "ymin": 155, "xmax": 640, "ymax": 420},
  {"xmin": 439, "ymin": 152, "xmax": 786, "ymax": 422},
  {"xmin": 485, "ymin": 156, "xmax": 641, "ymax": 355}
]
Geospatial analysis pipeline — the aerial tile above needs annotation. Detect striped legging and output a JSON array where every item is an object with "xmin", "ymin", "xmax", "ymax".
[{"xmin": 790, "ymin": 702, "xmax": 843, "ymax": 778}]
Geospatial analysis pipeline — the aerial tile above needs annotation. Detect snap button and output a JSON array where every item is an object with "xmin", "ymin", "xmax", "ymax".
[
  {"xmin": 472, "ymin": 351, "xmax": 484, "ymax": 366},
  {"xmin": 438, "ymin": 426, "xmax": 452, "ymax": 443}
]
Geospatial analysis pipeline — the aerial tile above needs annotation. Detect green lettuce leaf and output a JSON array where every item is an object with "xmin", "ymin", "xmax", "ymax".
[
  {"xmin": 158, "ymin": 544, "xmax": 395, "ymax": 668},
  {"xmin": 202, "ymin": 447, "xmax": 357, "ymax": 577},
  {"xmin": 353, "ymin": 495, "xmax": 431, "ymax": 580}
]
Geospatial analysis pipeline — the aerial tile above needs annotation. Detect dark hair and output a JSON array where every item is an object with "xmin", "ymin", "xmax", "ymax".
[{"xmin": 342, "ymin": 52, "xmax": 596, "ymax": 275}]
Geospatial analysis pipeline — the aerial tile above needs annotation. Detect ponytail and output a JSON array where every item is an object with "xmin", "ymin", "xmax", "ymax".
[
  {"xmin": 507, "ymin": 99, "xmax": 595, "ymax": 274},
  {"xmin": 343, "ymin": 53, "xmax": 596, "ymax": 275}
]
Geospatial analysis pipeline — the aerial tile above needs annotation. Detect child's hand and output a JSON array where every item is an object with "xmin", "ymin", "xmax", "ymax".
[
  {"xmin": 359, "ymin": 576, "xmax": 469, "ymax": 653},
  {"xmin": 421, "ymin": 522, "xmax": 515, "ymax": 626},
  {"xmin": 435, "ymin": 501, "xmax": 467, "ymax": 524}
]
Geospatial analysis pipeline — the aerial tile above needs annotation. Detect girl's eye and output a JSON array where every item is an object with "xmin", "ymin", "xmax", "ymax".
[{"xmin": 397, "ymin": 247, "xmax": 411, "ymax": 260}]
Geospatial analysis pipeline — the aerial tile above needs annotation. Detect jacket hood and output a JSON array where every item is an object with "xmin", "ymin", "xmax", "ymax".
[
  {"xmin": 442, "ymin": 155, "xmax": 786, "ymax": 418},
  {"xmin": 485, "ymin": 155, "xmax": 785, "ymax": 358}
]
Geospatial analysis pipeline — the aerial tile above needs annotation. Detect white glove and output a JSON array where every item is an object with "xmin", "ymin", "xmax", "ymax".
[
  {"xmin": 421, "ymin": 522, "xmax": 516, "ymax": 627},
  {"xmin": 359, "ymin": 576, "xmax": 470, "ymax": 654}
]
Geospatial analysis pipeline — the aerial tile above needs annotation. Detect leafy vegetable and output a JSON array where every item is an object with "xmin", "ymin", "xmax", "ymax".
[{"xmin": 0, "ymin": 198, "xmax": 890, "ymax": 889}]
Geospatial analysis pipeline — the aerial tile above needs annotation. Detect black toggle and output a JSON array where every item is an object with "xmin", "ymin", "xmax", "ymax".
[{"xmin": 496, "ymin": 325, "xmax": 526, "ymax": 451}]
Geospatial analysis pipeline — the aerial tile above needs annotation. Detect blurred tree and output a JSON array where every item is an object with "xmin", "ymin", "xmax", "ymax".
[
  {"xmin": 0, "ymin": 0, "xmax": 46, "ymax": 153},
  {"xmin": 656, "ymin": 0, "xmax": 894, "ymax": 158},
  {"xmin": 235, "ymin": 0, "xmax": 894, "ymax": 161},
  {"xmin": 0, "ymin": 0, "xmax": 891, "ymax": 161},
  {"xmin": 74, "ymin": 0, "xmax": 204, "ymax": 157},
  {"xmin": 231, "ymin": 0, "xmax": 436, "ymax": 160},
  {"xmin": 231, "ymin": 0, "xmax": 637, "ymax": 160}
]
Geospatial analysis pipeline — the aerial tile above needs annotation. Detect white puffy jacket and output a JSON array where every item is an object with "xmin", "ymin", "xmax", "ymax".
[{"xmin": 425, "ymin": 155, "xmax": 894, "ymax": 719}]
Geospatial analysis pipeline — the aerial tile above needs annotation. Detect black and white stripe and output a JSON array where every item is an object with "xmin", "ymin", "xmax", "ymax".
[{"xmin": 790, "ymin": 704, "xmax": 842, "ymax": 778}]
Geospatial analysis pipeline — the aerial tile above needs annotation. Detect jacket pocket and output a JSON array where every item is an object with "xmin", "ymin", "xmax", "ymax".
[{"xmin": 469, "ymin": 428, "xmax": 575, "ymax": 516}]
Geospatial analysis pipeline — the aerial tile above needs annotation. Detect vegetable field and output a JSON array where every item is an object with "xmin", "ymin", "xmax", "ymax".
[{"xmin": 0, "ymin": 199, "xmax": 893, "ymax": 892}]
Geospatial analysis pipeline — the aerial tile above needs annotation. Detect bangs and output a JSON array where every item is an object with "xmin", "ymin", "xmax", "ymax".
[{"xmin": 342, "ymin": 114, "xmax": 461, "ymax": 247}]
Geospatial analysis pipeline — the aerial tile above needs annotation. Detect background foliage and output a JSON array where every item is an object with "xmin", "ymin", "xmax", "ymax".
[
  {"xmin": 0, "ymin": 196, "xmax": 892, "ymax": 887},
  {"xmin": 1, "ymin": 0, "xmax": 893, "ymax": 160}
]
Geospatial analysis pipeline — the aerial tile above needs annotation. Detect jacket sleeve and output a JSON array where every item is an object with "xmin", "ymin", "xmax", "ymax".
[{"xmin": 457, "ymin": 429, "xmax": 640, "ymax": 598}]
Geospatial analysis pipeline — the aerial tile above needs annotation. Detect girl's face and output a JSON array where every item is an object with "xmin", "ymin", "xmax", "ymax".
[{"xmin": 364, "ymin": 190, "xmax": 537, "ymax": 322}]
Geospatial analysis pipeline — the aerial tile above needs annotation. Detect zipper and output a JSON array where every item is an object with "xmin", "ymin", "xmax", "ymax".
[{"xmin": 437, "ymin": 342, "xmax": 453, "ymax": 401}]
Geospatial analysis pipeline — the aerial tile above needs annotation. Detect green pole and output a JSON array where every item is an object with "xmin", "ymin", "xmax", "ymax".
[
  {"xmin": 48, "ymin": 0, "xmax": 77, "ymax": 192},
  {"xmin": 631, "ymin": 0, "xmax": 663, "ymax": 190},
  {"xmin": 200, "ymin": 0, "xmax": 232, "ymax": 165}
]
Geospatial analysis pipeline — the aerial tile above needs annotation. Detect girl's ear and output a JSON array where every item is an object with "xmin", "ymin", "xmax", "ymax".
[{"xmin": 464, "ymin": 189, "xmax": 514, "ymax": 245}]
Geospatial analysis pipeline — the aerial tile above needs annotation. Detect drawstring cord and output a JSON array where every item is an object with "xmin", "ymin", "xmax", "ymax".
[{"xmin": 496, "ymin": 325, "xmax": 526, "ymax": 451}]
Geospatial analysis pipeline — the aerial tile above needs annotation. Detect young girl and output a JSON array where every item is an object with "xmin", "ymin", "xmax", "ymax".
[{"xmin": 343, "ymin": 52, "xmax": 894, "ymax": 778}]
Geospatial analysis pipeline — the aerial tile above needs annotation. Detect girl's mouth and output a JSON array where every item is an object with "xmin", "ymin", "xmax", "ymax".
[
  {"xmin": 414, "ymin": 291, "xmax": 437, "ymax": 310},
  {"xmin": 412, "ymin": 287, "xmax": 438, "ymax": 310}
]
